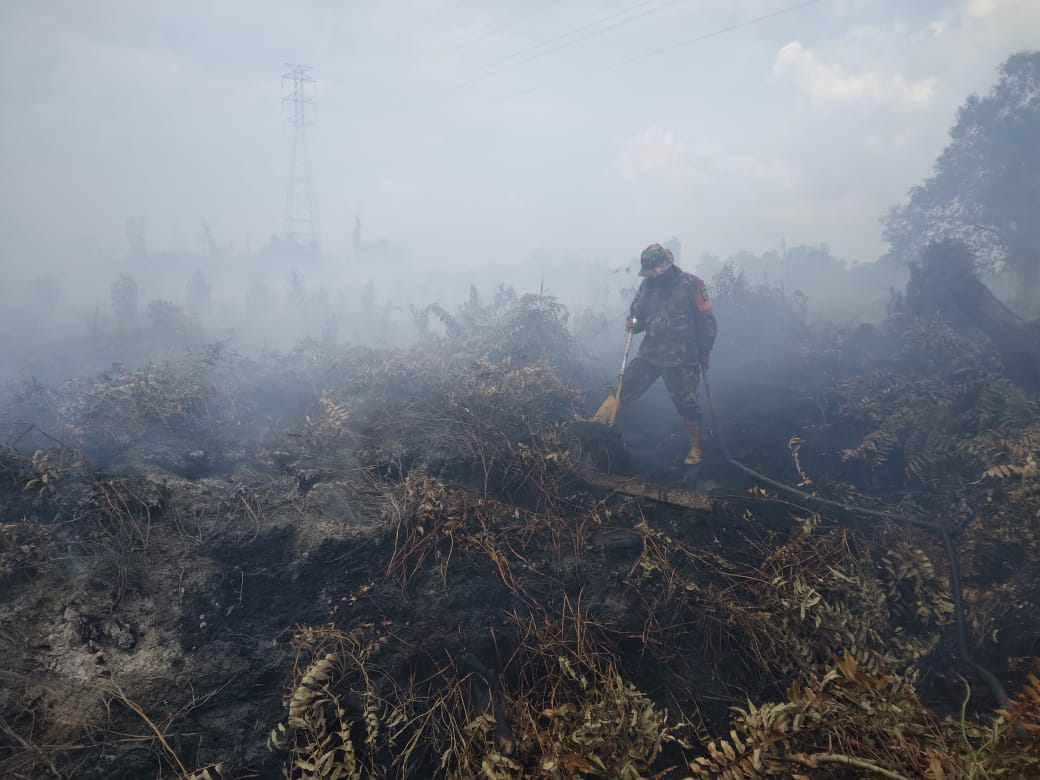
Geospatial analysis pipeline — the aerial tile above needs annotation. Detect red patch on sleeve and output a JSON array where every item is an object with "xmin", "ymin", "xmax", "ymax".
[{"xmin": 695, "ymin": 280, "xmax": 714, "ymax": 314}]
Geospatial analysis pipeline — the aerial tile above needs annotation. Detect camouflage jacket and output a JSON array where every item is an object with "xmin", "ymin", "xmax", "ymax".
[{"xmin": 629, "ymin": 266, "xmax": 717, "ymax": 367}]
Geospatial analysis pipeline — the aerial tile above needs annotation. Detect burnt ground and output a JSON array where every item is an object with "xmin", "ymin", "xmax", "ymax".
[
  {"xmin": 2, "ymin": 290, "xmax": 1040, "ymax": 778},
  {"xmin": 0, "ymin": 446, "xmax": 759, "ymax": 778}
]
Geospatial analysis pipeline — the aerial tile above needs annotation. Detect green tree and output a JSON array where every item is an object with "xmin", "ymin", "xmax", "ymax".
[{"xmin": 883, "ymin": 51, "xmax": 1040, "ymax": 297}]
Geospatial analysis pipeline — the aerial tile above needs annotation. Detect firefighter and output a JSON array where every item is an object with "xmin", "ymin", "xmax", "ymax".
[{"xmin": 610, "ymin": 243, "xmax": 717, "ymax": 465}]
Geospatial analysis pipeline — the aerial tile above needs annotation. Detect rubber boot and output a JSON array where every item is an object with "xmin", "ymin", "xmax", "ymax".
[{"xmin": 683, "ymin": 417, "xmax": 703, "ymax": 466}]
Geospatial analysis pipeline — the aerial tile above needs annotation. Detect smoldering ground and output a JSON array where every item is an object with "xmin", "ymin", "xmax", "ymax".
[{"xmin": 3, "ymin": 230, "xmax": 1040, "ymax": 779}]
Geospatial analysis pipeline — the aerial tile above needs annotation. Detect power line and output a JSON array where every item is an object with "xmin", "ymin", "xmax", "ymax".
[
  {"xmin": 385, "ymin": 0, "xmax": 681, "ymax": 110},
  {"xmin": 374, "ymin": 0, "xmax": 552, "ymax": 108},
  {"xmin": 455, "ymin": 0, "xmax": 664, "ymax": 82},
  {"xmin": 423, "ymin": 0, "xmax": 552, "ymax": 60},
  {"xmin": 416, "ymin": 0, "xmax": 464, "ymax": 28},
  {"xmin": 485, "ymin": 0, "xmax": 824, "ymax": 104},
  {"xmin": 454, "ymin": 0, "xmax": 688, "ymax": 88}
]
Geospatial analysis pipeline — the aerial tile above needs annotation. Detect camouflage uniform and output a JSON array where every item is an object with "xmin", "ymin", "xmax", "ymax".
[{"xmin": 621, "ymin": 258, "xmax": 717, "ymax": 420}]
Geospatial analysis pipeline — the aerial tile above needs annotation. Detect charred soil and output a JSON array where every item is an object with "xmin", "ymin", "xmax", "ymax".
[{"xmin": 3, "ymin": 284, "xmax": 1040, "ymax": 779}]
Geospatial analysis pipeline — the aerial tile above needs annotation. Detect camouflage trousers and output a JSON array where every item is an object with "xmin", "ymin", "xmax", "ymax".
[{"xmin": 618, "ymin": 357, "xmax": 701, "ymax": 420}]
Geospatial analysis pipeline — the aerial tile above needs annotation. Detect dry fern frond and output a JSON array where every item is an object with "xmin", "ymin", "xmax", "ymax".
[
  {"xmin": 882, "ymin": 543, "xmax": 954, "ymax": 628},
  {"xmin": 979, "ymin": 463, "xmax": 1025, "ymax": 481},
  {"xmin": 287, "ymin": 653, "xmax": 339, "ymax": 730},
  {"xmin": 997, "ymin": 663, "xmax": 1040, "ymax": 736},
  {"xmin": 841, "ymin": 430, "xmax": 897, "ymax": 465},
  {"xmin": 304, "ymin": 391, "xmax": 352, "ymax": 451},
  {"xmin": 183, "ymin": 764, "xmax": 229, "ymax": 780}
]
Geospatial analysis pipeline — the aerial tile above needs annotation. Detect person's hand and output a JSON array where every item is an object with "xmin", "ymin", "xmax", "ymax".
[{"xmin": 626, "ymin": 316, "xmax": 637, "ymax": 332}]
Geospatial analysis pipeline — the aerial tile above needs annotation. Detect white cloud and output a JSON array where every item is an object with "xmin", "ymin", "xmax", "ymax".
[
  {"xmin": 616, "ymin": 129, "xmax": 798, "ymax": 193},
  {"xmin": 616, "ymin": 126, "xmax": 702, "ymax": 187},
  {"xmin": 929, "ymin": 0, "xmax": 1016, "ymax": 37},
  {"xmin": 773, "ymin": 41, "xmax": 937, "ymax": 107},
  {"xmin": 930, "ymin": 0, "xmax": 1040, "ymax": 44},
  {"xmin": 964, "ymin": 0, "xmax": 1002, "ymax": 19}
]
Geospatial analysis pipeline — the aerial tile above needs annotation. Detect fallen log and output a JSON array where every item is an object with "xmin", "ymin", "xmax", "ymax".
[{"xmin": 571, "ymin": 460, "xmax": 712, "ymax": 511}]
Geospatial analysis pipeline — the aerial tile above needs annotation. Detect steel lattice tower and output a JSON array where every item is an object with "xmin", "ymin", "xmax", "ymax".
[{"xmin": 282, "ymin": 64, "xmax": 320, "ymax": 249}]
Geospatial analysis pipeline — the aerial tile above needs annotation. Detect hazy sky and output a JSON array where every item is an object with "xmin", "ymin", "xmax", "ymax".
[{"xmin": 1, "ymin": 0, "xmax": 1037, "ymax": 270}]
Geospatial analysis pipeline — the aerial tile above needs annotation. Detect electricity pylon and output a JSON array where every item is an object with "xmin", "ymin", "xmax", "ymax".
[{"xmin": 282, "ymin": 64, "xmax": 320, "ymax": 250}]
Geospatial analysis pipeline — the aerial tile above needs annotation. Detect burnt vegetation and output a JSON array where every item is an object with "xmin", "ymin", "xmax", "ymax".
[
  {"xmin": 2, "ymin": 48, "xmax": 1040, "ymax": 780},
  {"xmin": 2, "ymin": 247, "xmax": 1040, "ymax": 779}
]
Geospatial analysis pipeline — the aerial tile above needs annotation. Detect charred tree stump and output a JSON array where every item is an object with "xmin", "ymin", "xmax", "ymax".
[{"xmin": 908, "ymin": 241, "xmax": 1040, "ymax": 385}]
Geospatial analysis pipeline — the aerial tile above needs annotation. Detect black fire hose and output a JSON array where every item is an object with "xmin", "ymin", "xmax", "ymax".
[{"xmin": 701, "ymin": 369, "xmax": 1008, "ymax": 706}]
